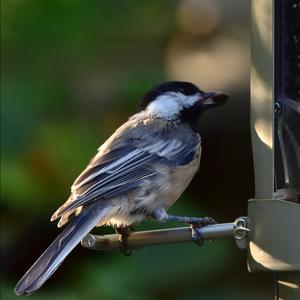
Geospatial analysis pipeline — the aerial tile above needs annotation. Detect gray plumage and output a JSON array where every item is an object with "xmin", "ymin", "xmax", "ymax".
[
  {"xmin": 15, "ymin": 81, "xmax": 227, "ymax": 295},
  {"xmin": 15, "ymin": 115, "xmax": 200, "ymax": 296},
  {"xmin": 52, "ymin": 115, "xmax": 201, "ymax": 227}
]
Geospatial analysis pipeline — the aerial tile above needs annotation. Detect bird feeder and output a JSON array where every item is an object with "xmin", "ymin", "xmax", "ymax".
[{"xmin": 248, "ymin": 0, "xmax": 300, "ymax": 298}]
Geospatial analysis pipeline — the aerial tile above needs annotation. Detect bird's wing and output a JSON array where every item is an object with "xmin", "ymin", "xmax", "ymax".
[{"xmin": 51, "ymin": 122, "xmax": 200, "ymax": 222}]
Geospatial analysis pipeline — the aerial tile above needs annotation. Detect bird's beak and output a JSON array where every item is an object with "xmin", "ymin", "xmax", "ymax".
[{"xmin": 200, "ymin": 92, "xmax": 228, "ymax": 108}]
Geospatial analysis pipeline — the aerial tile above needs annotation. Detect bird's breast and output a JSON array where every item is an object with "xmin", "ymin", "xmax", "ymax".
[
  {"xmin": 100, "ymin": 146, "xmax": 201, "ymax": 227},
  {"xmin": 156, "ymin": 151, "xmax": 201, "ymax": 209}
]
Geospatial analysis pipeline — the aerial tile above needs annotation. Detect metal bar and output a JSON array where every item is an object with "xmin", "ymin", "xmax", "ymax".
[{"xmin": 81, "ymin": 223, "xmax": 235, "ymax": 251}]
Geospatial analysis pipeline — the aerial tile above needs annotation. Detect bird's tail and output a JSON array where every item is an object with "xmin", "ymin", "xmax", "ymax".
[{"xmin": 14, "ymin": 202, "xmax": 108, "ymax": 296}]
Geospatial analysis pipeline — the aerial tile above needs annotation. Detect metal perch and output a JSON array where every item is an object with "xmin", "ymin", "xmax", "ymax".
[{"xmin": 81, "ymin": 217, "xmax": 249, "ymax": 252}]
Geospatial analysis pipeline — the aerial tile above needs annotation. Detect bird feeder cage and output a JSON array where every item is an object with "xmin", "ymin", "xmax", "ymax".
[{"xmin": 248, "ymin": 0, "xmax": 300, "ymax": 298}]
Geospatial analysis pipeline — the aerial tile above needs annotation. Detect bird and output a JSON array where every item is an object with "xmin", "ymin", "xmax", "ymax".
[{"xmin": 14, "ymin": 81, "xmax": 228, "ymax": 295}]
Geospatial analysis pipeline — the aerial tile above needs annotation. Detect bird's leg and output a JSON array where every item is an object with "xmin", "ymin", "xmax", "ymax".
[
  {"xmin": 152, "ymin": 208, "xmax": 216, "ymax": 245},
  {"xmin": 114, "ymin": 225, "xmax": 134, "ymax": 256}
]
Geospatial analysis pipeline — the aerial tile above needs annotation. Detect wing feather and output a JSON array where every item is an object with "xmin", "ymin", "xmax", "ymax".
[{"xmin": 51, "ymin": 121, "xmax": 200, "ymax": 223}]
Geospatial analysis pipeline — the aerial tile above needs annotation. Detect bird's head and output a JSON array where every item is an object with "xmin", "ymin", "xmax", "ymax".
[{"xmin": 138, "ymin": 81, "xmax": 228, "ymax": 127}]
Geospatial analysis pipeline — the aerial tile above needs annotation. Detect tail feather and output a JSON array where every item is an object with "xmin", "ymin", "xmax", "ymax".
[{"xmin": 14, "ymin": 202, "xmax": 107, "ymax": 295}]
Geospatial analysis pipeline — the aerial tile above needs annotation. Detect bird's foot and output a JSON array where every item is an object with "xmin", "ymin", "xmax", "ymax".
[
  {"xmin": 151, "ymin": 209, "xmax": 217, "ymax": 246},
  {"xmin": 114, "ymin": 225, "xmax": 134, "ymax": 256},
  {"xmin": 189, "ymin": 217, "xmax": 217, "ymax": 246}
]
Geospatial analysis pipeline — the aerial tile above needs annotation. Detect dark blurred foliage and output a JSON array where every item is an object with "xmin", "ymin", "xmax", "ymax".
[{"xmin": 1, "ymin": 1, "xmax": 274, "ymax": 299}]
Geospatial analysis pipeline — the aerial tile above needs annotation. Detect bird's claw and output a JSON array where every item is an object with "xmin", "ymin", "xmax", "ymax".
[
  {"xmin": 117, "ymin": 234, "xmax": 134, "ymax": 256},
  {"xmin": 120, "ymin": 239, "xmax": 134, "ymax": 256},
  {"xmin": 115, "ymin": 226, "xmax": 134, "ymax": 256},
  {"xmin": 191, "ymin": 224, "xmax": 204, "ymax": 245},
  {"xmin": 190, "ymin": 217, "xmax": 217, "ymax": 246}
]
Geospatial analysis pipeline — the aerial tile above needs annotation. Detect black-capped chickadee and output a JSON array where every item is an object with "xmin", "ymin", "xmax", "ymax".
[{"xmin": 15, "ymin": 81, "xmax": 228, "ymax": 295}]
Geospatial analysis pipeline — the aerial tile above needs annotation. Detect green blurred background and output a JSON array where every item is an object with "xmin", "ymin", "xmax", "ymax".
[{"xmin": 1, "ymin": 0, "xmax": 274, "ymax": 299}]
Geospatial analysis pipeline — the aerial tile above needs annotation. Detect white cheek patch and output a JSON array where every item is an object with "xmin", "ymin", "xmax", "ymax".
[
  {"xmin": 146, "ymin": 92, "xmax": 199, "ymax": 119},
  {"xmin": 146, "ymin": 94, "xmax": 181, "ymax": 119}
]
